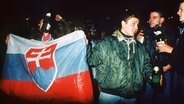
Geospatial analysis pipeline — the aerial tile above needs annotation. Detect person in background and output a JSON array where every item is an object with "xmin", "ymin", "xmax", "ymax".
[
  {"xmin": 51, "ymin": 14, "xmax": 73, "ymax": 39},
  {"xmin": 30, "ymin": 13, "xmax": 73, "ymax": 41},
  {"xmin": 29, "ymin": 14, "xmax": 51, "ymax": 41},
  {"xmin": 88, "ymin": 11, "xmax": 153, "ymax": 104},
  {"xmin": 137, "ymin": 10, "xmax": 176, "ymax": 104},
  {"xmin": 157, "ymin": 2, "xmax": 184, "ymax": 104}
]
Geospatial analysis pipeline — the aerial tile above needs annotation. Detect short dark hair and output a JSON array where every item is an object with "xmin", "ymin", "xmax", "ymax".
[
  {"xmin": 119, "ymin": 9, "xmax": 140, "ymax": 22},
  {"xmin": 116, "ymin": 9, "xmax": 140, "ymax": 28},
  {"xmin": 150, "ymin": 9, "xmax": 164, "ymax": 18}
]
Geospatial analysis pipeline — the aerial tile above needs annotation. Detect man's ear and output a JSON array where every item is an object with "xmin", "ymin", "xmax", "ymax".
[
  {"xmin": 121, "ymin": 20, "xmax": 126, "ymax": 27},
  {"xmin": 160, "ymin": 17, "xmax": 165, "ymax": 24}
]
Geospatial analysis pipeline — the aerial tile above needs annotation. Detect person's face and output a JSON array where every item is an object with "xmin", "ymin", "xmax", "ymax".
[
  {"xmin": 121, "ymin": 17, "xmax": 139, "ymax": 36},
  {"xmin": 177, "ymin": 2, "xmax": 184, "ymax": 22},
  {"xmin": 148, "ymin": 12, "xmax": 162, "ymax": 28},
  {"xmin": 55, "ymin": 14, "xmax": 62, "ymax": 22}
]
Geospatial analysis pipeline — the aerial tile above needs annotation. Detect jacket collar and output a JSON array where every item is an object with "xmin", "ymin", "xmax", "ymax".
[
  {"xmin": 112, "ymin": 30, "xmax": 136, "ymax": 60},
  {"xmin": 112, "ymin": 30, "xmax": 135, "ymax": 42}
]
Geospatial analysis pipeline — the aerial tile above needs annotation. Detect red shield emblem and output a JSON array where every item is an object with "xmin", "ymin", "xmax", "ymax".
[{"xmin": 25, "ymin": 44, "xmax": 57, "ymax": 91}]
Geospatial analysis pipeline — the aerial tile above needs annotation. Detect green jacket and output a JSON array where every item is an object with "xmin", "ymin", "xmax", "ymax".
[{"xmin": 88, "ymin": 30, "xmax": 152, "ymax": 98}]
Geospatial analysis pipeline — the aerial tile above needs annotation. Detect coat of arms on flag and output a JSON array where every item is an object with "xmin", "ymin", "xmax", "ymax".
[
  {"xmin": 25, "ymin": 44, "xmax": 57, "ymax": 91},
  {"xmin": 0, "ymin": 30, "xmax": 94, "ymax": 104}
]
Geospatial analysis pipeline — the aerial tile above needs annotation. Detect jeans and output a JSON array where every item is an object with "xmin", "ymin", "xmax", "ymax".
[{"xmin": 99, "ymin": 91, "xmax": 136, "ymax": 104}]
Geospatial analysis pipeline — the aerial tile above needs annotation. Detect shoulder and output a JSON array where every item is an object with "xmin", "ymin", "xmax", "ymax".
[
  {"xmin": 135, "ymin": 40, "xmax": 148, "ymax": 52},
  {"xmin": 94, "ymin": 36, "xmax": 118, "ymax": 48},
  {"xmin": 136, "ymin": 40, "xmax": 145, "ymax": 48},
  {"xmin": 97, "ymin": 36, "xmax": 117, "ymax": 43}
]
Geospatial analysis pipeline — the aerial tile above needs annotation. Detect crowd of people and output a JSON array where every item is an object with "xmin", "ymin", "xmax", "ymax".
[{"xmin": 2, "ymin": 1, "xmax": 184, "ymax": 104}]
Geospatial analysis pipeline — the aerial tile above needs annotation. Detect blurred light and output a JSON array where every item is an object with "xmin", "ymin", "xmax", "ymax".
[
  {"xmin": 24, "ymin": 17, "xmax": 31, "ymax": 21},
  {"xmin": 168, "ymin": 16, "xmax": 174, "ymax": 20}
]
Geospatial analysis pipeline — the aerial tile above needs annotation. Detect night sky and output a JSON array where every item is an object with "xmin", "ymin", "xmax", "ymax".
[{"xmin": 0, "ymin": 0, "xmax": 179, "ymax": 29}]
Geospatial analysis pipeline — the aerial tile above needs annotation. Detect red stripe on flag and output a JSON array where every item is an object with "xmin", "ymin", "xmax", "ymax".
[{"xmin": 0, "ymin": 71, "xmax": 94, "ymax": 104}]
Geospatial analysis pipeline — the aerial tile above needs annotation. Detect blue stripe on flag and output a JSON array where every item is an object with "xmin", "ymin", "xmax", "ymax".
[
  {"xmin": 2, "ymin": 54, "xmax": 32, "ymax": 80},
  {"xmin": 55, "ymin": 39, "xmax": 88, "ymax": 78}
]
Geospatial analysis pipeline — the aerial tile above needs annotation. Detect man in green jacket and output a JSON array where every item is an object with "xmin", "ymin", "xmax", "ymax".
[{"xmin": 88, "ymin": 11, "xmax": 153, "ymax": 104}]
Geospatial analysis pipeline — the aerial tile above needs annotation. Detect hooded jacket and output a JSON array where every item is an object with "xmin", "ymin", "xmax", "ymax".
[{"xmin": 88, "ymin": 30, "xmax": 152, "ymax": 98}]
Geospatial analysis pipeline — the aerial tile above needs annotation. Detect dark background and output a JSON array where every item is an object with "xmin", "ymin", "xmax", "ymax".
[
  {"xmin": 0, "ymin": 0, "xmax": 181, "ymax": 68},
  {"xmin": 0, "ymin": 0, "xmax": 182, "ymax": 103},
  {"xmin": 0, "ymin": 0, "xmax": 181, "ymax": 66},
  {"xmin": 0, "ymin": 0, "xmax": 179, "ymax": 34}
]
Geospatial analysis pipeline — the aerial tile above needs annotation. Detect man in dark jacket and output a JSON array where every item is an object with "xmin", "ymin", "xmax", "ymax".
[
  {"xmin": 137, "ymin": 10, "xmax": 176, "ymax": 104},
  {"xmin": 88, "ymin": 11, "xmax": 153, "ymax": 104},
  {"xmin": 157, "ymin": 2, "xmax": 184, "ymax": 104}
]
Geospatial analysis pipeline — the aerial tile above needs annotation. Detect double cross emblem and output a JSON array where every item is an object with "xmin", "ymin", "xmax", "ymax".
[
  {"xmin": 25, "ymin": 44, "xmax": 57, "ymax": 73},
  {"xmin": 25, "ymin": 44, "xmax": 57, "ymax": 91}
]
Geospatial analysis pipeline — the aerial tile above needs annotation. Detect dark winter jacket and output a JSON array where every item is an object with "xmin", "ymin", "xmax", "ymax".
[
  {"xmin": 88, "ymin": 30, "xmax": 152, "ymax": 98},
  {"xmin": 143, "ymin": 25, "xmax": 176, "ymax": 66},
  {"xmin": 170, "ymin": 23, "xmax": 184, "ymax": 76}
]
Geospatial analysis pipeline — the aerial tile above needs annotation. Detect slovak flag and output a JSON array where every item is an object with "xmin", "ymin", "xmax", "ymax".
[{"xmin": 0, "ymin": 30, "xmax": 94, "ymax": 104}]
